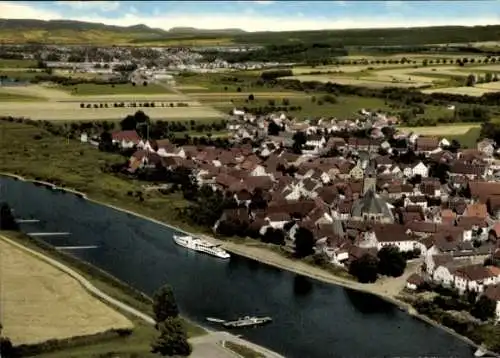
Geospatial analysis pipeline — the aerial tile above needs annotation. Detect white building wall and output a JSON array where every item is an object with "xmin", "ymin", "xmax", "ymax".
[
  {"xmin": 433, "ymin": 266, "xmax": 454, "ymax": 286},
  {"xmin": 268, "ymin": 220, "xmax": 288, "ymax": 229}
]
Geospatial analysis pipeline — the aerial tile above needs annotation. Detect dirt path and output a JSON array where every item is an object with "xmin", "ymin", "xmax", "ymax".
[{"xmin": 191, "ymin": 331, "xmax": 286, "ymax": 358}]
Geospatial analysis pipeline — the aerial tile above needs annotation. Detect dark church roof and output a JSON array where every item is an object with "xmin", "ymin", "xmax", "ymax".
[{"xmin": 351, "ymin": 189, "xmax": 394, "ymax": 221}]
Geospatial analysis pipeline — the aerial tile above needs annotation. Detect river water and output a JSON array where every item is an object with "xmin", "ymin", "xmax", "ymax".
[{"xmin": 0, "ymin": 176, "xmax": 475, "ymax": 358}]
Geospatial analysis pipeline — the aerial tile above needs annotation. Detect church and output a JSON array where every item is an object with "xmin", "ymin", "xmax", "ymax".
[{"xmin": 351, "ymin": 175, "xmax": 395, "ymax": 224}]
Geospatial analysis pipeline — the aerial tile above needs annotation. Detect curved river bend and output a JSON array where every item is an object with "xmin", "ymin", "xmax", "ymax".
[{"xmin": 0, "ymin": 177, "xmax": 475, "ymax": 358}]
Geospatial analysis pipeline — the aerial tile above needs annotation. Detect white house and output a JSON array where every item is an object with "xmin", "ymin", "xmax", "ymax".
[
  {"xmin": 477, "ymin": 139, "xmax": 495, "ymax": 157},
  {"xmin": 305, "ymin": 135, "xmax": 326, "ymax": 149},
  {"xmin": 404, "ymin": 196, "xmax": 428, "ymax": 210},
  {"xmin": 137, "ymin": 139, "xmax": 155, "ymax": 152},
  {"xmin": 320, "ymin": 171, "xmax": 331, "ymax": 185},
  {"xmin": 249, "ymin": 164, "xmax": 268, "ymax": 177},
  {"xmin": 439, "ymin": 138, "xmax": 451, "ymax": 148},
  {"xmin": 378, "ymin": 237, "xmax": 425, "ymax": 253},
  {"xmin": 282, "ymin": 186, "xmax": 302, "ymax": 201},
  {"xmin": 158, "ymin": 146, "xmax": 185, "ymax": 158},
  {"xmin": 484, "ymin": 284, "xmax": 500, "ymax": 321},
  {"xmin": 433, "ymin": 264, "xmax": 457, "ymax": 287},
  {"xmin": 325, "ymin": 246, "xmax": 350, "ymax": 267},
  {"xmin": 403, "ymin": 166, "xmax": 413, "ymax": 178},
  {"xmin": 408, "ymin": 133, "xmax": 419, "ymax": 144},
  {"xmin": 411, "ymin": 161, "xmax": 429, "ymax": 178},
  {"xmin": 265, "ymin": 213, "xmax": 290, "ymax": 229},
  {"xmin": 363, "ymin": 230, "xmax": 425, "ymax": 253},
  {"xmin": 424, "ymin": 254, "xmax": 453, "ymax": 276},
  {"xmin": 453, "ymin": 265, "xmax": 500, "ymax": 293},
  {"xmin": 406, "ymin": 274, "xmax": 425, "ymax": 290},
  {"xmin": 112, "ymin": 130, "xmax": 141, "ymax": 149}
]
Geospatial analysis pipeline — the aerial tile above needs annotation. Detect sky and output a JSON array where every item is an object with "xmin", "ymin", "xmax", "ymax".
[{"xmin": 0, "ymin": 1, "xmax": 499, "ymax": 32}]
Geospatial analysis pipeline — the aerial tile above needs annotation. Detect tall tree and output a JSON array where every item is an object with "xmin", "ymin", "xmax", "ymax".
[
  {"xmin": 349, "ymin": 254, "xmax": 379, "ymax": 283},
  {"xmin": 292, "ymin": 131, "xmax": 307, "ymax": 154},
  {"xmin": 153, "ymin": 285, "xmax": 179, "ymax": 324},
  {"xmin": 0, "ymin": 203, "xmax": 19, "ymax": 231},
  {"xmin": 294, "ymin": 227, "xmax": 315, "ymax": 258},
  {"xmin": 151, "ymin": 317, "xmax": 192, "ymax": 357},
  {"xmin": 377, "ymin": 246, "xmax": 406, "ymax": 277},
  {"xmin": 250, "ymin": 188, "xmax": 267, "ymax": 210},
  {"xmin": 0, "ymin": 321, "xmax": 14, "ymax": 357},
  {"xmin": 471, "ymin": 296, "xmax": 496, "ymax": 321},
  {"xmin": 98, "ymin": 131, "xmax": 114, "ymax": 152},
  {"xmin": 268, "ymin": 121, "xmax": 281, "ymax": 136}
]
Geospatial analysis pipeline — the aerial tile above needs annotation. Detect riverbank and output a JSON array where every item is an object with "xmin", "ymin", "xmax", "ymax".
[{"xmin": 0, "ymin": 172, "xmax": 495, "ymax": 356}]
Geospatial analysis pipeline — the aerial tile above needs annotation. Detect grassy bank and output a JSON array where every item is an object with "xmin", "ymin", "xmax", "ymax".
[
  {"xmin": 224, "ymin": 341, "xmax": 265, "ymax": 358},
  {"xmin": 1, "ymin": 231, "xmax": 205, "ymax": 357}
]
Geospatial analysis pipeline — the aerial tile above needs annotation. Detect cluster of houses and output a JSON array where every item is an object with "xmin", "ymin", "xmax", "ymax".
[
  {"xmin": 228, "ymin": 109, "xmax": 401, "ymax": 149},
  {"xmin": 93, "ymin": 111, "xmax": 500, "ymax": 321}
]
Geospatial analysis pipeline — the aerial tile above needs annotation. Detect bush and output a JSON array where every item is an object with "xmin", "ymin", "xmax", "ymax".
[
  {"xmin": 260, "ymin": 69, "xmax": 293, "ymax": 81},
  {"xmin": 11, "ymin": 329, "xmax": 131, "ymax": 356},
  {"xmin": 349, "ymin": 254, "xmax": 379, "ymax": 283},
  {"xmin": 377, "ymin": 246, "xmax": 406, "ymax": 277},
  {"xmin": 322, "ymin": 94, "xmax": 337, "ymax": 104},
  {"xmin": 471, "ymin": 296, "xmax": 496, "ymax": 321}
]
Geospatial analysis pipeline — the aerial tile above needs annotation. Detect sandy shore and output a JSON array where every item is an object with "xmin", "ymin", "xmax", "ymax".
[{"xmin": 0, "ymin": 172, "xmax": 492, "ymax": 355}]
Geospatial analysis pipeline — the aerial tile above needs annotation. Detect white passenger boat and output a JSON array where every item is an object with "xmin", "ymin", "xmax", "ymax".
[
  {"xmin": 223, "ymin": 316, "xmax": 273, "ymax": 328},
  {"xmin": 173, "ymin": 235, "xmax": 231, "ymax": 259}
]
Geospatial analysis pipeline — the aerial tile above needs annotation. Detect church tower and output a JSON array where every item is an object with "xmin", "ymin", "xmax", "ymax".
[{"xmin": 362, "ymin": 160, "xmax": 377, "ymax": 195}]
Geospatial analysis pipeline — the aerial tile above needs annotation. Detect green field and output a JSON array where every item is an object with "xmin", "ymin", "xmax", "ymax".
[
  {"xmin": 61, "ymin": 83, "xmax": 172, "ymax": 96},
  {"xmin": 175, "ymin": 73, "xmax": 296, "ymax": 94},
  {"xmin": 446, "ymin": 127, "xmax": 482, "ymax": 148},
  {"xmin": 208, "ymin": 94, "xmax": 392, "ymax": 119},
  {"xmin": 398, "ymin": 124, "xmax": 481, "ymax": 148},
  {"xmin": 0, "ymin": 69, "xmax": 45, "ymax": 80},
  {"xmin": 0, "ymin": 91, "xmax": 45, "ymax": 102},
  {"xmin": 0, "ymin": 59, "xmax": 38, "ymax": 68}
]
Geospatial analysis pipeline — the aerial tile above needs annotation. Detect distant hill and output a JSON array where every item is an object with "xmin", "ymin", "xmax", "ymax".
[
  {"xmin": 0, "ymin": 19, "xmax": 246, "ymax": 45},
  {"xmin": 0, "ymin": 19, "xmax": 499, "ymax": 49},
  {"xmin": 168, "ymin": 27, "xmax": 246, "ymax": 35},
  {"xmin": 0, "ymin": 19, "xmax": 170, "ymax": 44},
  {"xmin": 230, "ymin": 25, "xmax": 500, "ymax": 48}
]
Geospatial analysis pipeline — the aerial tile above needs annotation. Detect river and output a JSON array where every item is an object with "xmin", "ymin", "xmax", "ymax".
[{"xmin": 0, "ymin": 176, "xmax": 475, "ymax": 358}]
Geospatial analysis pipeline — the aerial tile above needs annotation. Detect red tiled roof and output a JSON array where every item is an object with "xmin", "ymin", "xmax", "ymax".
[{"xmin": 112, "ymin": 130, "xmax": 141, "ymax": 143}]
